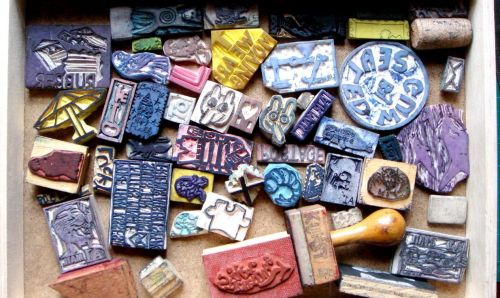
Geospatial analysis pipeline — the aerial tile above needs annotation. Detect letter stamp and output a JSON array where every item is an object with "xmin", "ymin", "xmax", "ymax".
[
  {"xmin": 255, "ymin": 143, "xmax": 326, "ymax": 164},
  {"xmin": 93, "ymin": 145, "xmax": 115, "ymax": 194}
]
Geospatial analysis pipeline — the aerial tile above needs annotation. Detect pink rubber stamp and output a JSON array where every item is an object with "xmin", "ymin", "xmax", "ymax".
[
  {"xmin": 169, "ymin": 65, "xmax": 211, "ymax": 94},
  {"xmin": 173, "ymin": 124, "xmax": 253, "ymax": 176}
]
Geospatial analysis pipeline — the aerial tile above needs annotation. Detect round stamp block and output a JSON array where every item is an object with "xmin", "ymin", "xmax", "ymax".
[{"xmin": 339, "ymin": 42, "xmax": 429, "ymax": 131}]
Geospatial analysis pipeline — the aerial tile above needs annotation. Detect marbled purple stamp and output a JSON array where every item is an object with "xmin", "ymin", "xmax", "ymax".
[
  {"xmin": 290, "ymin": 89, "xmax": 335, "ymax": 141},
  {"xmin": 26, "ymin": 25, "xmax": 111, "ymax": 89},
  {"xmin": 175, "ymin": 175, "xmax": 209, "ymax": 203},
  {"xmin": 397, "ymin": 104, "xmax": 469, "ymax": 193}
]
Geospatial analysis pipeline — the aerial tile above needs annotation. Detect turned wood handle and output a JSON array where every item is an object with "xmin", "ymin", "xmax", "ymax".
[{"xmin": 330, "ymin": 209, "xmax": 406, "ymax": 247}]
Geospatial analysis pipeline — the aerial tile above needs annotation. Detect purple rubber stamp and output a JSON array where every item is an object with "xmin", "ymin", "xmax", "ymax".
[
  {"xmin": 397, "ymin": 104, "xmax": 469, "ymax": 193},
  {"xmin": 26, "ymin": 25, "xmax": 111, "ymax": 89},
  {"xmin": 175, "ymin": 175, "xmax": 209, "ymax": 203},
  {"xmin": 111, "ymin": 51, "xmax": 171, "ymax": 84},
  {"xmin": 290, "ymin": 89, "xmax": 335, "ymax": 141}
]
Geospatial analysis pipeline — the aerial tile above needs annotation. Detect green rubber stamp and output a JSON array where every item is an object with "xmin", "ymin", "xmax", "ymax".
[{"xmin": 132, "ymin": 37, "xmax": 163, "ymax": 53}]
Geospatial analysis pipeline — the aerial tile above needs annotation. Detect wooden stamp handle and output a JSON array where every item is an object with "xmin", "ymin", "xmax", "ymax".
[{"xmin": 330, "ymin": 209, "xmax": 406, "ymax": 247}]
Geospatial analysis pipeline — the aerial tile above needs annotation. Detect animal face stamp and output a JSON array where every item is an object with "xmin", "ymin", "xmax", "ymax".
[
  {"xmin": 170, "ymin": 210, "xmax": 208, "ymax": 238},
  {"xmin": 321, "ymin": 153, "xmax": 363, "ymax": 206},
  {"xmin": 112, "ymin": 51, "xmax": 171, "ymax": 84},
  {"xmin": 197, "ymin": 192, "xmax": 254, "ymax": 241},
  {"xmin": 163, "ymin": 92, "xmax": 196, "ymax": 124},
  {"xmin": 314, "ymin": 116, "xmax": 379, "ymax": 158},
  {"xmin": 169, "ymin": 65, "xmax": 211, "ymax": 93},
  {"xmin": 212, "ymin": 28, "xmax": 277, "ymax": 90},
  {"xmin": 110, "ymin": 160, "xmax": 172, "ymax": 250},
  {"xmin": 173, "ymin": 124, "xmax": 253, "ymax": 176},
  {"xmin": 230, "ymin": 95, "xmax": 263, "ymax": 134},
  {"xmin": 26, "ymin": 25, "xmax": 111, "ymax": 89},
  {"xmin": 163, "ymin": 35, "xmax": 212, "ymax": 65},
  {"xmin": 259, "ymin": 95, "xmax": 297, "ymax": 147},
  {"xmin": 170, "ymin": 168, "xmax": 214, "ymax": 204},
  {"xmin": 191, "ymin": 80, "xmax": 243, "ymax": 133},
  {"xmin": 140, "ymin": 256, "xmax": 183, "ymax": 298},
  {"xmin": 204, "ymin": 3, "xmax": 259, "ymax": 30},
  {"xmin": 290, "ymin": 89, "xmax": 335, "ymax": 141},
  {"xmin": 397, "ymin": 104, "xmax": 469, "ymax": 193},
  {"xmin": 43, "ymin": 196, "xmax": 111, "ymax": 272},
  {"xmin": 255, "ymin": 143, "xmax": 326, "ymax": 164},
  {"xmin": 359, "ymin": 158, "xmax": 416, "ymax": 210},
  {"xmin": 378, "ymin": 134, "xmax": 403, "ymax": 162},
  {"xmin": 303, "ymin": 163, "xmax": 325, "ymax": 203},
  {"xmin": 440, "ymin": 56, "xmax": 465, "ymax": 93},
  {"xmin": 339, "ymin": 41, "xmax": 429, "ymax": 131},
  {"xmin": 126, "ymin": 137, "xmax": 173, "ymax": 162},
  {"xmin": 264, "ymin": 164, "xmax": 302, "ymax": 208},
  {"xmin": 98, "ymin": 78, "xmax": 137, "ymax": 143},
  {"xmin": 261, "ymin": 39, "xmax": 339, "ymax": 93},
  {"xmin": 93, "ymin": 145, "xmax": 115, "ymax": 194},
  {"xmin": 27, "ymin": 136, "xmax": 89, "ymax": 194}
]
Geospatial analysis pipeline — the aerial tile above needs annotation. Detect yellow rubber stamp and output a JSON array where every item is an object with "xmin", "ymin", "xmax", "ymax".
[
  {"xmin": 211, "ymin": 28, "xmax": 277, "ymax": 90},
  {"xmin": 348, "ymin": 19, "xmax": 410, "ymax": 40}
]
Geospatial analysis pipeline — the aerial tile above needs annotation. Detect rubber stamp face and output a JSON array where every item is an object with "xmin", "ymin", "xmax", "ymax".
[
  {"xmin": 259, "ymin": 95, "xmax": 297, "ymax": 146},
  {"xmin": 111, "ymin": 51, "xmax": 171, "ymax": 84},
  {"xmin": 322, "ymin": 153, "xmax": 363, "ymax": 206},
  {"xmin": 163, "ymin": 35, "xmax": 212, "ymax": 65},
  {"xmin": 175, "ymin": 175, "xmax": 209, "ymax": 203},
  {"xmin": 367, "ymin": 166, "xmax": 411, "ymax": 200},
  {"xmin": 264, "ymin": 164, "xmax": 302, "ymax": 208},
  {"xmin": 29, "ymin": 150, "xmax": 84, "ymax": 182}
]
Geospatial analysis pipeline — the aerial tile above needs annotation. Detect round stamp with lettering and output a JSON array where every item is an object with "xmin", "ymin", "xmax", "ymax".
[{"xmin": 339, "ymin": 42, "xmax": 429, "ymax": 131}]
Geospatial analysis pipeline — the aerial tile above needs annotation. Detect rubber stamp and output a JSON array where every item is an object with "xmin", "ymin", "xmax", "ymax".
[
  {"xmin": 163, "ymin": 35, "xmax": 212, "ymax": 65},
  {"xmin": 409, "ymin": 0, "xmax": 468, "ymax": 20},
  {"xmin": 132, "ymin": 37, "xmax": 162, "ymax": 53},
  {"xmin": 170, "ymin": 210, "xmax": 208, "ymax": 238},
  {"xmin": 255, "ymin": 143, "xmax": 326, "ymax": 164},
  {"xmin": 322, "ymin": 153, "xmax": 363, "ymax": 206},
  {"xmin": 112, "ymin": 51, "xmax": 171, "ymax": 84},
  {"xmin": 427, "ymin": 195, "xmax": 467, "ymax": 225},
  {"xmin": 269, "ymin": 12, "xmax": 347, "ymax": 40},
  {"xmin": 163, "ymin": 92, "xmax": 196, "ymax": 124},
  {"xmin": 347, "ymin": 19, "xmax": 410, "ymax": 40},
  {"xmin": 296, "ymin": 92, "xmax": 314, "ymax": 110},
  {"xmin": 140, "ymin": 256, "xmax": 183, "ymax": 298},
  {"xmin": 225, "ymin": 164, "xmax": 264, "ymax": 205},
  {"xmin": 264, "ymin": 163, "xmax": 302, "ymax": 208},
  {"xmin": 169, "ymin": 65, "xmax": 211, "ymax": 93},
  {"xmin": 259, "ymin": 95, "xmax": 297, "ymax": 147},
  {"xmin": 331, "ymin": 207, "xmax": 363, "ymax": 230},
  {"xmin": 126, "ymin": 137, "xmax": 173, "ymax": 162},
  {"xmin": 378, "ymin": 134, "xmax": 403, "ymax": 162},
  {"xmin": 204, "ymin": 3, "xmax": 259, "ymax": 30},
  {"xmin": 93, "ymin": 145, "xmax": 115, "ymax": 194},
  {"xmin": 302, "ymin": 163, "xmax": 325, "ymax": 203},
  {"xmin": 170, "ymin": 168, "xmax": 214, "ymax": 205},
  {"xmin": 230, "ymin": 95, "xmax": 262, "ymax": 134},
  {"xmin": 441, "ymin": 56, "xmax": 465, "ymax": 93}
]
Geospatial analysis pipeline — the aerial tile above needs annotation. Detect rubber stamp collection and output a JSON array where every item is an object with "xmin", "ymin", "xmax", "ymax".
[{"xmin": 25, "ymin": 1, "xmax": 472, "ymax": 297}]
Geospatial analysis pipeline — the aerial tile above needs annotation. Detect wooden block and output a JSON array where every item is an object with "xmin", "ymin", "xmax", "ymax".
[
  {"xmin": 322, "ymin": 153, "xmax": 363, "ymax": 206},
  {"xmin": 98, "ymin": 78, "xmax": 137, "ymax": 143},
  {"xmin": 163, "ymin": 35, "xmax": 212, "ymax": 66},
  {"xmin": 224, "ymin": 164, "xmax": 264, "ymax": 205},
  {"xmin": 391, "ymin": 228, "xmax": 469, "ymax": 283},
  {"xmin": 170, "ymin": 168, "xmax": 214, "ymax": 205},
  {"xmin": 163, "ymin": 92, "xmax": 196, "ymax": 125},
  {"xmin": 49, "ymin": 258, "xmax": 137, "ymax": 298},
  {"xmin": 202, "ymin": 232, "xmax": 303, "ymax": 297},
  {"xmin": 331, "ymin": 207, "xmax": 363, "ymax": 230},
  {"xmin": 212, "ymin": 28, "xmax": 277, "ymax": 90},
  {"xmin": 427, "ymin": 195, "xmax": 467, "ymax": 225},
  {"xmin": 263, "ymin": 163, "xmax": 302, "ymax": 208},
  {"xmin": 410, "ymin": 18, "xmax": 472, "ymax": 50},
  {"xmin": 338, "ymin": 264, "xmax": 437, "ymax": 298},
  {"xmin": 43, "ymin": 196, "xmax": 111, "ymax": 272},
  {"xmin": 92, "ymin": 145, "xmax": 114, "ymax": 194},
  {"xmin": 170, "ymin": 210, "xmax": 208, "ymax": 238},
  {"xmin": 197, "ymin": 192, "xmax": 254, "ymax": 241},
  {"xmin": 27, "ymin": 136, "xmax": 89, "ymax": 194},
  {"xmin": 359, "ymin": 158, "xmax": 416, "ymax": 210},
  {"xmin": 255, "ymin": 143, "xmax": 326, "ymax": 164},
  {"xmin": 126, "ymin": 137, "xmax": 173, "ymax": 162},
  {"xmin": 229, "ymin": 95, "xmax": 262, "ymax": 134},
  {"xmin": 110, "ymin": 160, "xmax": 172, "ymax": 250},
  {"xmin": 302, "ymin": 163, "xmax": 325, "ymax": 203},
  {"xmin": 298, "ymin": 205, "xmax": 339, "ymax": 284},
  {"xmin": 348, "ymin": 18, "xmax": 410, "ymax": 40},
  {"xmin": 259, "ymin": 95, "xmax": 297, "ymax": 146},
  {"xmin": 140, "ymin": 256, "xmax": 183, "ymax": 298},
  {"xmin": 204, "ymin": 3, "xmax": 259, "ymax": 30},
  {"xmin": 441, "ymin": 56, "xmax": 465, "ymax": 93},
  {"xmin": 191, "ymin": 80, "xmax": 243, "ymax": 133},
  {"xmin": 132, "ymin": 37, "xmax": 162, "ymax": 53},
  {"xmin": 169, "ymin": 65, "xmax": 211, "ymax": 94}
]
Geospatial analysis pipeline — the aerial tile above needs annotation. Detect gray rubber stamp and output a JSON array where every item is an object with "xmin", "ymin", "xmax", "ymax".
[
  {"xmin": 302, "ymin": 163, "xmax": 325, "ymax": 203},
  {"xmin": 204, "ymin": 3, "xmax": 259, "ymax": 30},
  {"xmin": 164, "ymin": 93, "xmax": 196, "ymax": 124},
  {"xmin": 427, "ymin": 195, "xmax": 467, "ymax": 225},
  {"xmin": 440, "ymin": 56, "xmax": 465, "ymax": 93},
  {"xmin": 331, "ymin": 207, "xmax": 363, "ymax": 230},
  {"xmin": 259, "ymin": 95, "xmax": 297, "ymax": 147},
  {"xmin": 321, "ymin": 153, "xmax": 363, "ymax": 206}
]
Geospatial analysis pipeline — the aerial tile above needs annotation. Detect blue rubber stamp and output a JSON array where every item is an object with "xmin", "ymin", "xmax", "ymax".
[
  {"xmin": 43, "ymin": 196, "xmax": 111, "ymax": 272},
  {"xmin": 291, "ymin": 89, "xmax": 335, "ymax": 141},
  {"xmin": 314, "ymin": 116, "xmax": 379, "ymax": 158},
  {"xmin": 302, "ymin": 163, "xmax": 325, "ymax": 203},
  {"xmin": 261, "ymin": 39, "xmax": 339, "ymax": 93},
  {"xmin": 322, "ymin": 153, "xmax": 363, "ymax": 206},
  {"xmin": 378, "ymin": 134, "xmax": 403, "ymax": 162},
  {"xmin": 175, "ymin": 175, "xmax": 209, "ymax": 203},
  {"xmin": 263, "ymin": 163, "xmax": 302, "ymax": 208},
  {"xmin": 170, "ymin": 211, "xmax": 207, "ymax": 238},
  {"xmin": 339, "ymin": 41, "xmax": 429, "ymax": 131},
  {"xmin": 126, "ymin": 137, "xmax": 173, "ymax": 162},
  {"xmin": 126, "ymin": 82, "xmax": 169, "ymax": 140},
  {"xmin": 259, "ymin": 95, "xmax": 297, "ymax": 147},
  {"xmin": 110, "ymin": 160, "xmax": 172, "ymax": 250},
  {"xmin": 112, "ymin": 51, "xmax": 171, "ymax": 84}
]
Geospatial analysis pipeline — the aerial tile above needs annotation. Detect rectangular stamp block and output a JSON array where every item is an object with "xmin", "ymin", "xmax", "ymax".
[
  {"xmin": 322, "ymin": 153, "xmax": 363, "ymax": 206},
  {"xmin": 427, "ymin": 195, "xmax": 467, "ymax": 225},
  {"xmin": 230, "ymin": 95, "xmax": 263, "ymax": 134},
  {"xmin": 173, "ymin": 124, "xmax": 253, "ymax": 176},
  {"xmin": 49, "ymin": 258, "xmax": 137, "ymax": 298},
  {"xmin": 163, "ymin": 92, "xmax": 196, "ymax": 124},
  {"xmin": 358, "ymin": 158, "xmax": 417, "ymax": 210},
  {"xmin": 390, "ymin": 228, "xmax": 469, "ymax": 283},
  {"xmin": 92, "ymin": 145, "xmax": 115, "ymax": 194},
  {"xmin": 314, "ymin": 116, "xmax": 379, "ymax": 158},
  {"xmin": 347, "ymin": 18, "xmax": 410, "ymax": 40},
  {"xmin": 110, "ymin": 160, "xmax": 172, "ymax": 250},
  {"xmin": 204, "ymin": 3, "xmax": 259, "ymax": 30},
  {"xmin": 255, "ymin": 143, "xmax": 326, "ymax": 164},
  {"xmin": 302, "ymin": 163, "xmax": 325, "ymax": 203},
  {"xmin": 269, "ymin": 13, "xmax": 347, "ymax": 40},
  {"xmin": 170, "ymin": 168, "xmax": 214, "ymax": 205},
  {"xmin": 26, "ymin": 25, "xmax": 111, "ymax": 89},
  {"xmin": 98, "ymin": 78, "xmax": 137, "ymax": 143},
  {"xmin": 140, "ymin": 256, "xmax": 183, "ymax": 298},
  {"xmin": 169, "ymin": 65, "xmax": 211, "ymax": 93},
  {"xmin": 290, "ymin": 89, "xmax": 335, "ymax": 141},
  {"xmin": 27, "ymin": 136, "xmax": 89, "ymax": 194},
  {"xmin": 261, "ymin": 39, "xmax": 339, "ymax": 93},
  {"xmin": 440, "ymin": 56, "xmax": 465, "ymax": 93},
  {"xmin": 202, "ymin": 232, "xmax": 303, "ymax": 298},
  {"xmin": 197, "ymin": 193, "xmax": 254, "ymax": 241},
  {"xmin": 126, "ymin": 137, "xmax": 173, "ymax": 162},
  {"xmin": 43, "ymin": 196, "xmax": 110, "ymax": 273}
]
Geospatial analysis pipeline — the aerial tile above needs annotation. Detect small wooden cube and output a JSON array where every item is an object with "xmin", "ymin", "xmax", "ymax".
[
  {"xmin": 359, "ymin": 158, "xmax": 416, "ymax": 210},
  {"xmin": 428, "ymin": 195, "xmax": 467, "ymax": 224},
  {"xmin": 49, "ymin": 258, "xmax": 137, "ymax": 298},
  {"xmin": 140, "ymin": 256, "xmax": 183, "ymax": 298},
  {"xmin": 27, "ymin": 136, "xmax": 89, "ymax": 194},
  {"xmin": 170, "ymin": 168, "xmax": 214, "ymax": 205}
]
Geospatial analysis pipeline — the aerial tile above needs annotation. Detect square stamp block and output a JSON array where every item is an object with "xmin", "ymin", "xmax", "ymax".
[
  {"xmin": 427, "ymin": 195, "xmax": 467, "ymax": 225},
  {"xmin": 359, "ymin": 158, "xmax": 417, "ymax": 210},
  {"xmin": 322, "ymin": 153, "xmax": 363, "ymax": 206},
  {"xmin": 163, "ymin": 92, "xmax": 196, "ymax": 125},
  {"xmin": 27, "ymin": 136, "xmax": 89, "ymax": 194},
  {"xmin": 140, "ymin": 256, "xmax": 183, "ymax": 298},
  {"xmin": 170, "ymin": 168, "xmax": 214, "ymax": 205},
  {"xmin": 440, "ymin": 56, "xmax": 465, "ymax": 93},
  {"xmin": 230, "ymin": 95, "xmax": 263, "ymax": 134}
]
